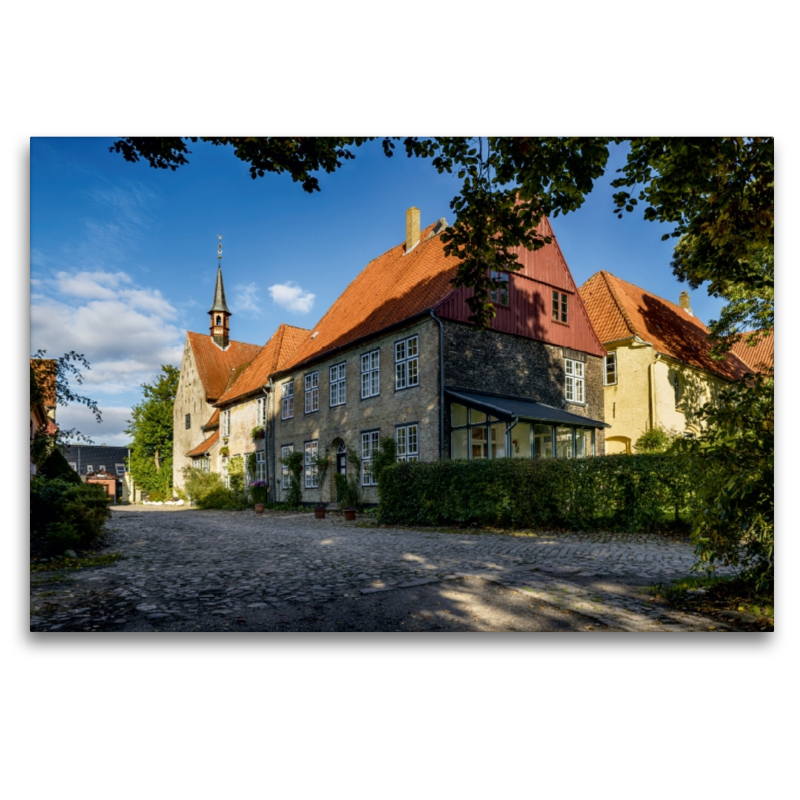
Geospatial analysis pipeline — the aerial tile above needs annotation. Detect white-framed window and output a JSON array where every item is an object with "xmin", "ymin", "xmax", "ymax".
[
  {"xmin": 280, "ymin": 444, "xmax": 293, "ymax": 489},
  {"xmin": 99, "ymin": 465, "xmax": 106, "ymax": 472},
  {"xmin": 396, "ymin": 424, "xmax": 419, "ymax": 462},
  {"xmin": 304, "ymin": 372, "xmax": 319, "ymax": 414},
  {"xmin": 255, "ymin": 450, "xmax": 266, "ymax": 482},
  {"xmin": 361, "ymin": 349, "xmax": 380, "ymax": 399},
  {"xmin": 221, "ymin": 455, "xmax": 230, "ymax": 488},
  {"xmin": 565, "ymin": 358, "xmax": 585, "ymax": 403},
  {"xmin": 552, "ymin": 290, "xmax": 569, "ymax": 324},
  {"xmin": 395, "ymin": 335, "xmax": 419, "ymax": 390},
  {"xmin": 256, "ymin": 396, "xmax": 267, "ymax": 426},
  {"xmin": 198, "ymin": 457, "xmax": 210, "ymax": 473},
  {"xmin": 361, "ymin": 430, "xmax": 380, "ymax": 486},
  {"xmin": 604, "ymin": 352, "xmax": 617, "ymax": 385},
  {"xmin": 304, "ymin": 440, "xmax": 319, "ymax": 488},
  {"xmin": 222, "ymin": 409, "xmax": 231, "ymax": 437},
  {"xmin": 86, "ymin": 464, "xmax": 93, "ymax": 473},
  {"xmin": 330, "ymin": 362, "xmax": 346, "ymax": 407},
  {"xmin": 115, "ymin": 464, "xmax": 125, "ymax": 476},
  {"xmin": 68, "ymin": 462, "xmax": 77, "ymax": 471},
  {"xmin": 490, "ymin": 270, "xmax": 509, "ymax": 306},
  {"xmin": 281, "ymin": 381, "xmax": 294, "ymax": 420}
]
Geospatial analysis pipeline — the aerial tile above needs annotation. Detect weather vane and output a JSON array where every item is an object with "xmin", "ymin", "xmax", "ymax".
[{"xmin": 217, "ymin": 235, "xmax": 223, "ymax": 262}]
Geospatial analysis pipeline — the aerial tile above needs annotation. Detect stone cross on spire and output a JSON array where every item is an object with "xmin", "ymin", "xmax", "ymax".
[{"xmin": 209, "ymin": 235, "xmax": 231, "ymax": 348}]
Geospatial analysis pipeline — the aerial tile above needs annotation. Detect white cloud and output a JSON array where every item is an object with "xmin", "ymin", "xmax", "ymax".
[
  {"xmin": 55, "ymin": 270, "xmax": 131, "ymax": 300},
  {"xmin": 57, "ymin": 404, "xmax": 133, "ymax": 447},
  {"xmin": 268, "ymin": 281, "xmax": 315, "ymax": 314},
  {"xmin": 232, "ymin": 282, "xmax": 261, "ymax": 315}
]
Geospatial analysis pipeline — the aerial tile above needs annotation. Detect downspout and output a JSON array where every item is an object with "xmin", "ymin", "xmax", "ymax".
[
  {"xmin": 430, "ymin": 309, "xmax": 445, "ymax": 459},
  {"xmin": 266, "ymin": 379, "xmax": 275, "ymax": 503},
  {"xmin": 261, "ymin": 385, "xmax": 270, "ymax": 500}
]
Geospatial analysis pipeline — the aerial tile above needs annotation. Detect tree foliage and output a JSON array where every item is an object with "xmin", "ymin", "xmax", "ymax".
[
  {"xmin": 110, "ymin": 136, "xmax": 773, "ymax": 328},
  {"xmin": 125, "ymin": 365, "xmax": 179, "ymax": 499}
]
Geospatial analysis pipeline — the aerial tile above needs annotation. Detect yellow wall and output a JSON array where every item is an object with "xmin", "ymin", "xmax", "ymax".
[{"xmin": 603, "ymin": 339, "xmax": 726, "ymax": 452}]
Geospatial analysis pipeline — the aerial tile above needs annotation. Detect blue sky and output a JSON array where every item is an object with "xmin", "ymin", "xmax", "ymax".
[{"xmin": 31, "ymin": 137, "xmax": 727, "ymax": 446}]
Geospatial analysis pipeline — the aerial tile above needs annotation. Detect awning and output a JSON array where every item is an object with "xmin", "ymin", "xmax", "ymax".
[{"xmin": 445, "ymin": 388, "xmax": 609, "ymax": 429}]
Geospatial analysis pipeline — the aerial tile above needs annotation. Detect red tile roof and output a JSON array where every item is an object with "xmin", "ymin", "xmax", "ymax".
[
  {"xmin": 580, "ymin": 271, "xmax": 751, "ymax": 382},
  {"xmin": 203, "ymin": 408, "xmax": 220, "ymax": 430},
  {"xmin": 215, "ymin": 323, "xmax": 310, "ymax": 406},
  {"xmin": 731, "ymin": 329, "xmax": 774, "ymax": 374},
  {"xmin": 186, "ymin": 332, "xmax": 262, "ymax": 402},
  {"xmin": 278, "ymin": 221, "xmax": 458, "ymax": 373},
  {"xmin": 186, "ymin": 430, "xmax": 219, "ymax": 458}
]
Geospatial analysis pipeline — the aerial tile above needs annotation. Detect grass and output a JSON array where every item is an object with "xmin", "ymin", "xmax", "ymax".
[
  {"xmin": 648, "ymin": 574, "xmax": 774, "ymax": 631},
  {"xmin": 31, "ymin": 552, "xmax": 123, "ymax": 573}
]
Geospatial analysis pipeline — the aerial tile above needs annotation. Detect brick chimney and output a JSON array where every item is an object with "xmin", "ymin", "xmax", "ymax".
[
  {"xmin": 405, "ymin": 207, "xmax": 420, "ymax": 253},
  {"xmin": 679, "ymin": 290, "xmax": 693, "ymax": 316}
]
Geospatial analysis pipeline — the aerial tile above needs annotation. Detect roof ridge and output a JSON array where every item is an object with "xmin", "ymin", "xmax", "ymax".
[{"xmin": 598, "ymin": 271, "xmax": 636, "ymax": 339}]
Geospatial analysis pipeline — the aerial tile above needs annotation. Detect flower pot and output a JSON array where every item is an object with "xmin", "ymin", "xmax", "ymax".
[
  {"xmin": 254, "ymin": 503, "xmax": 265, "ymax": 514},
  {"xmin": 314, "ymin": 507, "xmax": 326, "ymax": 519},
  {"xmin": 343, "ymin": 507, "xmax": 356, "ymax": 521}
]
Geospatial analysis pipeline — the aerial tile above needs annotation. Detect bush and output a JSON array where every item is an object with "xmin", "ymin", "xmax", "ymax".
[
  {"xmin": 634, "ymin": 426, "xmax": 676, "ymax": 453},
  {"xmin": 40, "ymin": 448, "xmax": 81, "ymax": 484},
  {"xmin": 30, "ymin": 477, "xmax": 111, "ymax": 555},
  {"xmin": 195, "ymin": 487, "xmax": 249, "ymax": 510},
  {"xmin": 280, "ymin": 450, "xmax": 304, "ymax": 508},
  {"xmin": 378, "ymin": 454, "xmax": 702, "ymax": 532},
  {"xmin": 181, "ymin": 466, "xmax": 248, "ymax": 509}
]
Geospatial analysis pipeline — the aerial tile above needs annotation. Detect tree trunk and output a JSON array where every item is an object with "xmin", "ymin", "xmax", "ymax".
[{"xmin": 154, "ymin": 449, "xmax": 161, "ymax": 473}]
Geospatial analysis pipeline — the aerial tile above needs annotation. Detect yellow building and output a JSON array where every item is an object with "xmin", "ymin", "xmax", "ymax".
[{"xmin": 580, "ymin": 271, "xmax": 751, "ymax": 454}]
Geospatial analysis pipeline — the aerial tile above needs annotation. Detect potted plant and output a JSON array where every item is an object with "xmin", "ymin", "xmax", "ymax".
[
  {"xmin": 249, "ymin": 479, "xmax": 267, "ymax": 513},
  {"xmin": 251, "ymin": 425, "xmax": 265, "ymax": 440},
  {"xmin": 335, "ymin": 448, "xmax": 361, "ymax": 521},
  {"xmin": 314, "ymin": 502, "xmax": 327, "ymax": 519},
  {"xmin": 219, "ymin": 445, "xmax": 230, "ymax": 458}
]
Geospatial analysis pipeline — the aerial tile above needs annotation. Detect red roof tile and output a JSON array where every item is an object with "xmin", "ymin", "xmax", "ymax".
[
  {"xmin": 580, "ymin": 271, "xmax": 751, "ymax": 382},
  {"xmin": 215, "ymin": 323, "xmax": 310, "ymax": 406},
  {"xmin": 186, "ymin": 430, "xmax": 219, "ymax": 458},
  {"xmin": 186, "ymin": 332, "xmax": 262, "ymax": 402},
  {"xmin": 731, "ymin": 329, "xmax": 774, "ymax": 374},
  {"xmin": 203, "ymin": 408, "xmax": 220, "ymax": 430}
]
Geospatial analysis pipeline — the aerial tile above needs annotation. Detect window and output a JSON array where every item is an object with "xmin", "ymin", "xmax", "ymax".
[
  {"xmin": 68, "ymin": 462, "xmax": 77, "ymax": 471},
  {"xmin": 254, "ymin": 451, "xmax": 266, "ymax": 482},
  {"xmin": 216, "ymin": 315, "xmax": 221, "ymax": 326},
  {"xmin": 115, "ymin": 464, "xmax": 125, "ymax": 476},
  {"xmin": 198, "ymin": 457, "xmax": 210, "ymax": 473},
  {"xmin": 361, "ymin": 350, "xmax": 380, "ymax": 399},
  {"xmin": 304, "ymin": 440, "xmax": 319, "ymax": 488},
  {"xmin": 552, "ymin": 290, "xmax": 569, "ymax": 324},
  {"xmin": 449, "ymin": 403, "xmax": 503, "ymax": 461},
  {"xmin": 396, "ymin": 424, "xmax": 419, "ymax": 462},
  {"xmin": 490, "ymin": 271, "xmax": 509, "ymax": 306},
  {"xmin": 395, "ymin": 335, "xmax": 419, "ymax": 390},
  {"xmin": 99, "ymin": 465, "xmax": 106, "ymax": 472},
  {"xmin": 281, "ymin": 381, "xmax": 294, "ymax": 419},
  {"xmin": 86, "ymin": 464, "xmax": 93, "ymax": 473},
  {"xmin": 185, "ymin": 413, "xmax": 191, "ymax": 429},
  {"xmin": 672, "ymin": 372, "xmax": 682, "ymax": 406},
  {"xmin": 304, "ymin": 372, "xmax": 319, "ymax": 414},
  {"xmin": 604, "ymin": 352, "xmax": 617, "ymax": 385},
  {"xmin": 330, "ymin": 363, "xmax": 346, "ymax": 407},
  {"xmin": 361, "ymin": 430, "xmax": 380, "ymax": 486},
  {"xmin": 565, "ymin": 358, "xmax": 585, "ymax": 403},
  {"xmin": 256, "ymin": 397, "xmax": 267, "ymax": 426},
  {"xmin": 280, "ymin": 445, "xmax": 293, "ymax": 489},
  {"xmin": 222, "ymin": 409, "xmax": 231, "ymax": 437}
]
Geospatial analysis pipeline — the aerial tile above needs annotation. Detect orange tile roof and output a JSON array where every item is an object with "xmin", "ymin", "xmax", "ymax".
[
  {"xmin": 186, "ymin": 430, "xmax": 219, "ymax": 458},
  {"xmin": 203, "ymin": 408, "xmax": 220, "ymax": 430},
  {"xmin": 731, "ymin": 329, "xmax": 774, "ymax": 374},
  {"xmin": 278, "ymin": 221, "xmax": 458, "ymax": 373},
  {"xmin": 580, "ymin": 271, "xmax": 751, "ymax": 382},
  {"xmin": 186, "ymin": 332, "xmax": 262, "ymax": 402},
  {"xmin": 215, "ymin": 323, "xmax": 310, "ymax": 406}
]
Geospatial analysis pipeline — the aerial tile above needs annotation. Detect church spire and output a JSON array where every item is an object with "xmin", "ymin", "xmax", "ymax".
[{"xmin": 209, "ymin": 235, "xmax": 231, "ymax": 348}]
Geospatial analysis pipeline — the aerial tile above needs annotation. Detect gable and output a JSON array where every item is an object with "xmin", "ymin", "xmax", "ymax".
[{"xmin": 185, "ymin": 331, "xmax": 262, "ymax": 402}]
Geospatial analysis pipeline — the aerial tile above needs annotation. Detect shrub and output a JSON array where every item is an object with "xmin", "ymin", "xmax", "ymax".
[
  {"xmin": 227, "ymin": 455, "xmax": 245, "ymax": 493},
  {"xmin": 195, "ymin": 487, "xmax": 249, "ymax": 510},
  {"xmin": 249, "ymin": 480, "xmax": 268, "ymax": 504},
  {"xmin": 182, "ymin": 466, "xmax": 224, "ymax": 503},
  {"xmin": 40, "ymin": 448, "xmax": 82, "ymax": 484},
  {"xmin": 377, "ymin": 454, "xmax": 702, "ymax": 532},
  {"xmin": 280, "ymin": 450, "xmax": 304, "ymax": 508},
  {"xmin": 634, "ymin": 425, "xmax": 676, "ymax": 453},
  {"xmin": 30, "ymin": 477, "xmax": 111, "ymax": 555}
]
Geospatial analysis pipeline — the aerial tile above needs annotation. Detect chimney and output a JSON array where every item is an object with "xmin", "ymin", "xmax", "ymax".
[
  {"xmin": 405, "ymin": 207, "xmax": 420, "ymax": 253},
  {"xmin": 679, "ymin": 290, "xmax": 693, "ymax": 316}
]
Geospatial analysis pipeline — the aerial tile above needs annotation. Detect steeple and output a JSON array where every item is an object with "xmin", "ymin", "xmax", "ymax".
[{"xmin": 209, "ymin": 235, "xmax": 232, "ymax": 348}]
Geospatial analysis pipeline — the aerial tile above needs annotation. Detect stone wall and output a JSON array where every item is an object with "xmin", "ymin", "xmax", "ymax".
[
  {"xmin": 269, "ymin": 318, "xmax": 440, "ymax": 504},
  {"xmin": 442, "ymin": 320, "xmax": 605, "ymax": 456}
]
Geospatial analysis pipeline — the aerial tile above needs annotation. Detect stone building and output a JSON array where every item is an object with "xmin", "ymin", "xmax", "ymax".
[
  {"xmin": 579, "ymin": 271, "xmax": 752, "ymax": 454},
  {"xmin": 190, "ymin": 208, "xmax": 607, "ymax": 505}
]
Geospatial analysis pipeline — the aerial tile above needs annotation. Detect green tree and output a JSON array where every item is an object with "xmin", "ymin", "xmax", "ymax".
[
  {"xmin": 125, "ymin": 365, "xmax": 179, "ymax": 499},
  {"xmin": 111, "ymin": 136, "xmax": 773, "ymax": 328}
]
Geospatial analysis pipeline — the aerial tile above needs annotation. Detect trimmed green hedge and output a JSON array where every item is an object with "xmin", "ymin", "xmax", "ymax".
[{"xmin": 378, "ymin": 454, "xmax": 701, "ymax": 532}]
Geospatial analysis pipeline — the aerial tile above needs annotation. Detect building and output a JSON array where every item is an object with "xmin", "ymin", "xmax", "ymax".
[
  {"xmin": 730, "ymin": 329, "xmax": 774, "ymax": 375},
  {"xmin": 30, "ymin": 359, "xmax": 57, "ymax": 477},
  {"xmin": 176, "ymin": 208, "xmax": 608, "ymax": 503},
  {"xmin": 579, "ymin": 271, "xmax": 751, "ymax": 454},
  {"xmin": 61, "ymin": 444, "xmax": 132, "ymax": 503}
]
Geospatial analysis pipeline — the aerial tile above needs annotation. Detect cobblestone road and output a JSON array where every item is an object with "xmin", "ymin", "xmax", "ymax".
[{"xmin": 30, "ymin": 508, "xmax": 734, "ymax": 632}]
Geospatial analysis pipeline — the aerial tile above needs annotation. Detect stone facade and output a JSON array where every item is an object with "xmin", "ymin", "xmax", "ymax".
[
  {"xmin": 442, "ymin": 321, "xmax": 605, "ymax": 457},
  {"xmin": 218, "ymin": 395, "xmax": 268, "ymax": 485},
  {"xmin": 268, "ymin": 318, "xmax": 440, "ymax": 504},
  {"xmin": 172, "ymin": 340, "xmax": 218, "ymax": 492}
]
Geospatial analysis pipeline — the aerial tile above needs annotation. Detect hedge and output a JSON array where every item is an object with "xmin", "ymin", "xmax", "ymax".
[{"xmin": 377, "ymin": 454, "xmax": 702, "ymax": 532}]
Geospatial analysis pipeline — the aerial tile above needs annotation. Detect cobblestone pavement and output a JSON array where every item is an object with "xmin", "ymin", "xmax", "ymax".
[{"xmin": 30, "ymin": 508, "xmax": 736, "ymax": 632}]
